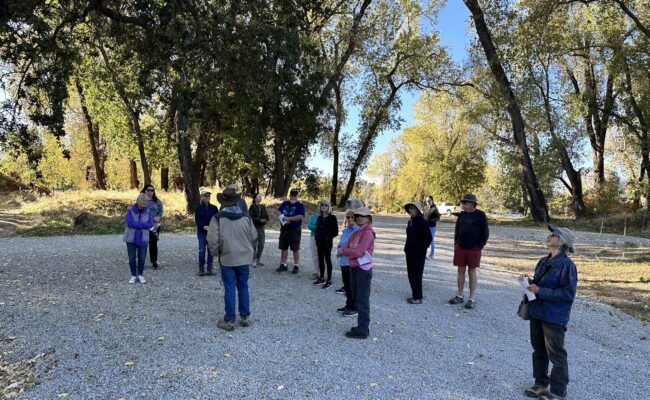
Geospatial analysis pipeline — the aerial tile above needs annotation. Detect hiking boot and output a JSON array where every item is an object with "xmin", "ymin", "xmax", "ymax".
[
  {"xmin": 335, "ymin": 286, "xmax": 346, "ymax": 294},
  {"xmin": 239, "ymin": 316, "xmax": 251, "ymax": 327},
  {"xmin": 276, "ymin": 264, "xmax": 289, "ymax": 273},
  {"xmin": 465, "ymin": 299, "xmax": 476, "ymax": 309},
  {"xmin": 206, "ymin": 268, "xmax": 214, "ymax": 276},
  {"xmin": 524, "ymin": 385, "xmax": 549, "ymax": 398},
  {"xmin": 343, "ymin": 309, "xmax": 358, "ymax": 317},
  {"xmin": 128, "ymin": 276, "xmax": 137, "ymax": 284},
  {"xmin": 291, "ymin": 265, "xmax": 300, "ymax": 274},
  {"xmin": 198, "ymin": 269, "xmax": 206, "ymax": 277},
  {"xmin": 407, "ymin": 297, "xmax": 423, "ymax": 304},
  {"xmin": 312, "ymin": 278, "xmax": 325, "ymax": 285},
  {"xmin": 337, "ymin": 306, "xmax": 348, "ymax": 312},
  {"xmin": 448, "ymin": 295, "xmax": 464, "ymax": 305},
  {"xmin": 137, "ymin": 275, "xmax": 146, "ymax": 284},
  {"xmin": 217, "ymin": 320, "xmax": 235, "ymax": 331},
  {"xmin": 257, "ymin": 261, "xmax": 264, "ymax": 267},
  {"xmin": 322, "ymin": 281, "xmax": 333, "ymax": 289},
  {"xmin": 537, "ymin": 393, "xmax": 563, "ymax": 400},
  {"xmin": 345, "ymin": 330, "xmax": 368, "ymax": 339},
  {"xmin": 152, "ymin": 263, "xmax": 159, "ymax": 269}
]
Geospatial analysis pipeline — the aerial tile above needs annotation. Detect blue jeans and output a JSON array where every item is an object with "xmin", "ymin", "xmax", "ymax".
[
  {"xmin": 126, "ymin": 242, "xmax": 148, "ymax": 276},
  {"xmin": 429, "ymin": 226, "xmax": 437, "ymax": 257},
  {"xmin": 197, "ymin": 230, "xmax": 214, "ymax": 269},
  {"xmin": 530, "ymin": 318, "xmax": 569, "ymax": 398},
  {"xmin": 220, "ymin": 265, "xmax": 250, "ymax": 322}
]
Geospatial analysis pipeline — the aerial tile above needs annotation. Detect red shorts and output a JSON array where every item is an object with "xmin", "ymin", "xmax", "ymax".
[{"xmin": 453, "ymin": 245, "xmax": 482, "ymax": 269}]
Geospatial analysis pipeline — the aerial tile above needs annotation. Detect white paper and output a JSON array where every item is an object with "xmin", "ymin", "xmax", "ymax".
[
  {"xmin": 278, "ymin": 214, "xmax": 286, "ymax": 225},
  {"xmin": 358, "ymin": 251, "xmax": 373, "ymax": 265},
  {"xmin": 519, "ymin": 277, "xmax": 536, "ymax": 301}
]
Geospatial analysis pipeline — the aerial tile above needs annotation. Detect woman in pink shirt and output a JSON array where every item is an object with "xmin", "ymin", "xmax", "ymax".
[{"xmin": 339, "ymin": 207, "xmax": 375, "ymax": 339}]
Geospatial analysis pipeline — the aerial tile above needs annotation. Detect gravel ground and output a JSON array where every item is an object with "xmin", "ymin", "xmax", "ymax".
[{"xmin": 1, "ymin": 215, "xmax": 649, "ymax": 399}]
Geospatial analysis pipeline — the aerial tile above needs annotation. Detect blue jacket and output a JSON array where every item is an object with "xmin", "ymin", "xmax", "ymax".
[
  {"xmin": 195, "ymin": 203, "xmax": 218, "ymax": 231},
  {"xmin": 123, "ymin": 205, "xmax": 154, "ymax": 246},
  {"xmin": 337, "ymin": 225, "xmax": 358, "ymax": 266},
  {"xmin": 528, "ymin": 251, "xmax": 578, "ymax": 325}
]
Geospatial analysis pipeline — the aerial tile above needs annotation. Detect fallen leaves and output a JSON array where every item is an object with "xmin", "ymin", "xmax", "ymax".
[{"xmin": 124, "ymin": 361, "xmax": 135, "ymax": 366}]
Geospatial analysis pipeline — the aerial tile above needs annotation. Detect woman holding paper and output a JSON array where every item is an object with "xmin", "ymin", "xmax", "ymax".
[
  {"xmin": 521, "ymin": 224, "xmax": 577, "ymax": 400},
  {"xmin": 340, "ymin": 207, "xmax": 375, "ymax": 339}
]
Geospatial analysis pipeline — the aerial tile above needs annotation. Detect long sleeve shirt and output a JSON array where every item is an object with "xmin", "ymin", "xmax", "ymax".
[{"xmin": 454, "ymin": 210, "xmax": 489, "ymax": 249}]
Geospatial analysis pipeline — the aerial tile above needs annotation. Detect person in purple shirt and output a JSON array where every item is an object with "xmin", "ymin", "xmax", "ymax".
[
  {"xmin": 276, "ymin": 188, "xmax": 305, "ymax": 274},
  {"xmin": 194, "ymin": 190, "xmax": 219, "ymax": 276},
  {"xmin": 123, "ymin": 193, "xmax": 154, "ymax": 284}
]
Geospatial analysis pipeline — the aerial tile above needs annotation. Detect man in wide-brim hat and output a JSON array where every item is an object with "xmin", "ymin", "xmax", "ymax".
[
  {"xmin": 447, "ymin": 193, "xmax": 489, "ymax": 310},
  {"xmin": 207, "ymin": 186, "xmax": 258, "ymax": 332}
]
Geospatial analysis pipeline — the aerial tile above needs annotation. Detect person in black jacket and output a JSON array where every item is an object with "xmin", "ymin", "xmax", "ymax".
[
  {"xmin": 313, "ymin": 200, "xmax": 339, "ymax": 289},
  {"xmin": 194, "ymin": 191, "xmax": 219, "ymax": 276},
  {"xmin": 448, "ymin": 193, "xmax": 489, "ymax": 309},
  {"xmin": 249, "ymin": 193, "xmax": 269, "ymax": 267},
  {"xmin": 404, "ymin": 202, "xmax": 433, "ymax": 304}
]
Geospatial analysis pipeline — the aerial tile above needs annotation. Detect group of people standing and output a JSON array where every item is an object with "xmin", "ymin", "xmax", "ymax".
[{"xmin": 122, "ymin": 186, "xmax": 578, "ymax": 400}]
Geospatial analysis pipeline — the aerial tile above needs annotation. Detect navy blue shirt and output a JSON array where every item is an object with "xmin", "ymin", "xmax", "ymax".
[
  {"xmin": 454, "ymin": 210, "xmax": 489, "ymax": 249},
  {"xmin": 278, "ymin": 201, "xmax": 305, "ymax": 230},
  {"xmin": 195, "ymin": 203, "xmax": 218, "ymax": 231}
]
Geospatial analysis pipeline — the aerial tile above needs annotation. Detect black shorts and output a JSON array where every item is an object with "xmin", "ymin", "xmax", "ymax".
[{"xmin": 279, "ymin": 226, "xmax": 302, "ymax": 251}]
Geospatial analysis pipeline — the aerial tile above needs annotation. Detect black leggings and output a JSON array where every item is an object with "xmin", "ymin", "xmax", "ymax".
[
  {"xmin": 149, "ymin": 228, "xmax": 160, "ymax": 265},
  {"xmin": 406, "ymin": 251, "xmax": 426, "ymax": 300},
  {"xmin": 317, "ymin": 242, "xmax": 333, "ymax": 281},
  {"xmin": 340, "ymin": 265, "xmax": 356, "ymax": 310}
]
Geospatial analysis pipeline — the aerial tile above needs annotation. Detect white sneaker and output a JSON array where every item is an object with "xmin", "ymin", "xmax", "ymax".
[
  {"xmin": 137, "ymin": 275, "xmax": 146, "ymax": 284},
  {"xmin": 129, "ymin": 276, "xmax": 137, "ymax": 284}
]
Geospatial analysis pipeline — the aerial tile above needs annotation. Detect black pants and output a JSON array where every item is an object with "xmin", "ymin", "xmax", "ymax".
[
  {"xmin": 405, "ymin": 250, "xmax": 426, "ymax": 300},
  {"xmin": 350, "ymin": 267, "xmax": 372, "ymax": 336},
  {"xmin": 317, "ymin": 242, "xmax": 333, "ymax": 281},
  {"xmin": 530, "ymin": 318, "xmax": 569, "ymax": 398},
  {"xmin": 149, "ymin": 228, "xmax": 160, "ymax": 266},
  {"xmin": 340, "ymin": 265, "xmax": 356, "ymax": 310}
]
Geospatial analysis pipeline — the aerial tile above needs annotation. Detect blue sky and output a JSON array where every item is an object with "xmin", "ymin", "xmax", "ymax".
[{"xmin": 307, "ymin": 0, "xmax": 471, "ymax": 175}]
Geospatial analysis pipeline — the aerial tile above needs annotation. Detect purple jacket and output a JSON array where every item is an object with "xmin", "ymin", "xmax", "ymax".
[{"xmin": 123, "ymin": 205, "xmax": 154, "ymax": 246}]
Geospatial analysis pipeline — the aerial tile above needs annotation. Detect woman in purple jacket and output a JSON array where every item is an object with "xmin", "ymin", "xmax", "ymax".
[{"xmin": 124, "ymin": 193, "xmax": 154, "ymax": 284}]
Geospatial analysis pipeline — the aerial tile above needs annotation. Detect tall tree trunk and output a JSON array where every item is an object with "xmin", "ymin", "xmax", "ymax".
[
  {"xmin": 175, "ymin": 79, "xmax": 200, "ymax": 213},
  {"xmin": 463, "ymin": 0, "xmax": 549, "ymax": 222},
  {"xmin": 272, "ymin": 134, "xmax": 288, "ymax": 197},
  {"xmin": 129, "ymin": 159, "xmax": 139, "ymax": 189},
  {"xmin": 161, "ymin": 167, "xmax": 169, "ymax": 191},
  {"xmin": 98, "ymin": 44, "xmax": 151, "ymax": 184},
  {"xmin": 535, "ymin": 72, "xmax": 586, "ymax": 218},
  {"xmin": 74, "ymin": 78, "xmax": 107, "ymax": 190},
  {"xmin": 330, "ymin": 80, "xmax": 343, "ymax": 205}
]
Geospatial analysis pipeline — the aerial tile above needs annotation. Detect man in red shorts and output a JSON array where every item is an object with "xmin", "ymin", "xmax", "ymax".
[{"xmin": 448, "ymin": 193, "xmax": 489, "ymax": 309}]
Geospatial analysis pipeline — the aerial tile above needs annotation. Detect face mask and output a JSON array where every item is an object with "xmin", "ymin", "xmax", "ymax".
[{"xmin": 352, "ymin": 225, "xmax": 360, "ymax": 231}]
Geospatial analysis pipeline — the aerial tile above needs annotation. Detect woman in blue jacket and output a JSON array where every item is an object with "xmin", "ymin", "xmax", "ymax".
[
  {"xmin": 194, "ymin": 190, "xmax": 218, "ymax": 276},
  {"xmin": 522, "ymin": 225, "xmax": 577, "ymax": 400},
  {"xmin": 124, "ymin": 193, "xmax": 154, "ymax": 284}
]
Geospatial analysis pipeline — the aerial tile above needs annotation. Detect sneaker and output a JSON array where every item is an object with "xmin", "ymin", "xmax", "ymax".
[
  {"xmin": 335, "ymin": 286, "xmax": 346, "ymax": 294},
  {"xmin": 276, "ymin": 264, "xmax": 289, "ymax": 273},
  {"xmin": 239, "ymin": 316, "xmax": 251, "ymax": 327},
  {"xmin": 128, "ymin": 276, "xmax": 137, "ymax": 284},
  {"xmin": 345, "ymin": 330, "xmax": 368, "ymax": 339},
  {"xmin": 137, "ymin": 275, "xmax": 146, "ymax": 284},
  {"xmin": 465, "ymin": 299, "xmax": 475, "ymax": 309},
  {"xmin": 407, "ymin": 297, "xmax": 423, "ymax": 304},
  {"xmin": 152, "ymin": 263, "xmax": 159, "ymax": 269},
  {"xmin": 198, "ymin": 270, "xmax": 206, "ymax": 277},
  {"xmin": 343, "ymin": 309, "xmax": 358, "ymax": 317},
  {"xmin": 257, "ymin": 261, "xmax": 264, "ymax": 267},
  {"xmin": 524, "ymin": 385, "xmax": 550, "ymax": 398},
  {"xmin": 217, "ymin": 319, "xmax": 235, "ymax": 331},
  {"xmin": 337, "ymin": 306, "xmax": 348, "ymax": 312},
  {"xmin": 322, "ymin": 281, "xmax": 333, "ymax": 289},
  {"xmin": 291, "ymin": 265, "xmax": 300, "ymax": 274},
  {"xmin": 312, "ymin": 278, "xmax": 325, "ymax": 285},
  {"xmin": 206, "ymin": 269, "xmax": 214, "ymax": 276},
  {"xmin": 426, "ymin": 255, "xmax": 434, "ymax": 262},
  {"xmin": 448, "ymin": 295, "xmax": 464, "ymax": 305}
]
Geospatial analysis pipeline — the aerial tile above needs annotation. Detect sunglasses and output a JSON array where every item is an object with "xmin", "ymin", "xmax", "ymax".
[{"xmin": 346, "ymin": 216, "xmax": 354, "ymax": 219}]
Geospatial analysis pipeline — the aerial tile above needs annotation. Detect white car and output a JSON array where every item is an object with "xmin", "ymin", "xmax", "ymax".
[{"xmin": 437, "ymin": 202, "xmax": 458, "ymax": 216}]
